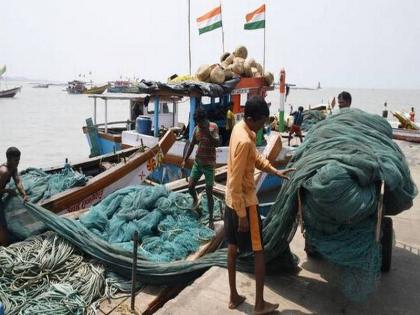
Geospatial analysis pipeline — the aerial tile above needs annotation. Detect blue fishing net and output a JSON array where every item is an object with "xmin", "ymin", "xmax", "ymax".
[
  {"xmin": 79, "ymin": 185, "xmax": 220, "ymax": 262},
  {"xmin": 3, "ymin": 164, "xmax": 88, "ymax": 239}
]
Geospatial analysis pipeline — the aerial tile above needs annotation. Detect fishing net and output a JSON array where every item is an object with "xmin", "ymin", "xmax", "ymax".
[
  {"xmin": 2, "ymin": 164, "xmax": 88, "ymax": 240},
  {"xmin": 0, "ymin": 232, "xmax": 106, "ymax": 315},
  {"xmin": 263, "ymin": 108, "xmax": 417, "ymax": 300},
  {"xmin": 19, "ymin": 109, "xmax": 416, "ymax": 299},
  {"xmin": 301, "ymin": 110, "xmax": 326, "ymax": 131},
  {"xmin": 79, "ymin": 185, "xmax": 221, "ymax": 262}
]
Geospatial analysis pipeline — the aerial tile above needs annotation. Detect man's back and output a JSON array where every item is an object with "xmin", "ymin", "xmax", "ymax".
[
  {"xmin": 194, "ymin": 122, "xmax": 218, "ymax": 166},
  {"xmin": 293, "ymin": 111, "xmax": 304, "ymax": 126},
  {"xmin": 0, "ymin": 164, "xmax": 15, "ymax": 193}
]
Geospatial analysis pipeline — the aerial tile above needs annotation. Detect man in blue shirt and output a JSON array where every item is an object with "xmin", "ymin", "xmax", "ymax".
[{"xmin": 288, "ymin": 106, "xmax": 304, "ymax": 146}]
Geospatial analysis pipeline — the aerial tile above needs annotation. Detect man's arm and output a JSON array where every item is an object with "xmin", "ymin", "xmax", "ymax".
[
  {"xmin": 0, "ymin": 168, "xmax": 15, "ymax": 195},
  {"xmin": 12, "ymin": 171, "xmax": 28, "ymax": 201},
  {"xmin": 255, "ymin": 151, "xmax": 295, "ymax": 180},
  {"xmin": 181, "ymin": 130, "xmax": 198, "ymax": 167}
]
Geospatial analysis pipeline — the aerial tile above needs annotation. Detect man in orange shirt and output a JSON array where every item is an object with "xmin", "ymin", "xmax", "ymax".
[{"xmin": 225, "ymin": 96, "xmax": 295, "ymax": 314}]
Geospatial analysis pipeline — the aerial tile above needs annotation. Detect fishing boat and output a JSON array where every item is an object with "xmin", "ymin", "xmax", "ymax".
[
  {"xmin": 107, "ymin": 80, "xmax": 139, "ymax": 93},
  {"xmin": 84, "ymin": 83, "xmax": 109, "ymax": 95},
  {"xmin": 67, "ymin": 80, "xmax": 86, "ymax": 94},
  {"xmin": 82, "ymin": 76, "xmax": 293, "ymax": 193},
  {"xmin": 6, "ymin": 131, "xmax": 176, "ymax": 239},
  {"xmin": 391, "ymin": 111, "xmax": 420, "ymax": 143},
  {"xmin": 0, "ymin": 86, "xmax": 21, "ymax": 98}
]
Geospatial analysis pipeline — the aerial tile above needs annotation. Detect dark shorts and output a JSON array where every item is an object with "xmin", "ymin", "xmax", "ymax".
[
  {"xmin": 290, "ymin": 124, "xmax": 302, "ymax": 135},
  {"xmin": 0, "ymin": 201, "xmax": 7, "ymax": 229},
  {"xmin": 190, "ymin": 161, "xmax": 215, "ymax": 187},
  {"xmin": 224, "ymin": 205, "xmax": 263, "ymax": 252}
]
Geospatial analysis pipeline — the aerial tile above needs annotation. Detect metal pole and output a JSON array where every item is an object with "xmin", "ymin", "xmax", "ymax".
[
  {"xmin": 104, "ymin": 99, "xmax": 108, "ymax": 133},
  {"xmin": 153, "ymin": 96, "xmax": 160, "ymax": 137},
  {"xmin": 131, "ymin": 230, "xmax": 139, "ymax": 312},
  {"xmin": 220, "ymin": 1, "xmax": 225, "ymax": 53},
  {"xmin": 188, "ymin": 0, "xmax": 192, "ymax": 75},
  {"xmin": 189, "ymin": 97, "xmax": 197, "ymax": 140},
  {"xmin": 279, "ymin": 68, "xmax": 286, "ymax": 132},
  {"xmin": 263, "ymin": 24, "xmax": 266, "ymax": 71},
  {"xmin": 94, "ymin": 97, "xmax": 97, "ymax": 124}
]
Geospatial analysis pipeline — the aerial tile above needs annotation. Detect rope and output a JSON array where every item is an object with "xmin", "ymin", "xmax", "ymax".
[{"xmin": 0, "ymin": 232, "xmax": 107, "ymax": 315}]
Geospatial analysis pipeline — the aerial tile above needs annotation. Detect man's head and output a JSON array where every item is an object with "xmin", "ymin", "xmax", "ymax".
[
  {"xmin": 6, "ymin": 147, "xmax": 21, "ymax": 169},
  {"xmin": 412, "ymin": 107, "xmax": 415, "ymax": 112},
  {"xmin": 298, "ymin": 106, "xmax": 304, "ymax": 112},
  {"xmin": 244, "ymin": 96, "xmax": 270, "ymax": 132},
  {"xmin": 338, "ymin": 91, "xmax": 352, "ymax": 108},
  {"xmin": 194, "ymin": 108, "xmax": 208, "ymax": 128}
]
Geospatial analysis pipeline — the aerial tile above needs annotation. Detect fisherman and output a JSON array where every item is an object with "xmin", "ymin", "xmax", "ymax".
[
  {"xmin": 288, "ymin": 106, "xmax": 304, "ymax": 146},
  {"xmin": 225, "ymin": 96, "xmax": 295, "ymax": 314},
  {"xmin": 382, "ymin": 102, "xmax": 389, "ymax": 118},
  {"xmin": 181, "ymin": 108, "xmax": 220, "ymax": 229},
  {"xmin": 0, "ymin": 147, "xmax": 29, "ymax": 246},
  {"xmin": 409, "ymin": 106, "xmax": 415, "ymax": 122},
  {"xmin": 338, "ymin": 91, "xmax": 352, "ymax": 109}
]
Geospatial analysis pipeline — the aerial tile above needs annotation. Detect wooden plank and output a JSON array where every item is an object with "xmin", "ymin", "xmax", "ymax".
[
  {"xmin": 165, "ymin": 165, "xmax": 228, "ymax": 192},
  {"xmin": 254, "ymin": 133, "xmax": 282, "ymax": 190},
  {"xmin": 61, "ymin": 207, "xmax": 89, "ymax": 219}
]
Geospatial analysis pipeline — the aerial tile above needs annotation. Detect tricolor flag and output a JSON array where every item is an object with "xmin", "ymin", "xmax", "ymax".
[
  {"xmin": 244, "ymin": 4, "xmax": 266, "ymax": 30},
  {"xmin": 197, "ymin": 6, "xmax": 222, "ymax": 35}
]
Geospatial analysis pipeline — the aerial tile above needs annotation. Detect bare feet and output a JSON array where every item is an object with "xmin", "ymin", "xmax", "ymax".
[
  {"xmin": 228, "ymin": 294, "xmax": 246, "ymax": 309},
  {"xmin": 254, "ymin": 301, "xmax": 279, "ymax": 315}
]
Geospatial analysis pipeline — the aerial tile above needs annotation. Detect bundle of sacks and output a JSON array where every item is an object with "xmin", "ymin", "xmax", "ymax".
[{"xmin": 196, "ymin": 45, "xmax": 274, "ymax": 86}]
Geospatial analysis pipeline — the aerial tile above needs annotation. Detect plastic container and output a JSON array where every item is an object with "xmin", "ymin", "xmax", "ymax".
[{"xmin": 136, "ymin": 116, "xmax": 152, "ymax": 135}]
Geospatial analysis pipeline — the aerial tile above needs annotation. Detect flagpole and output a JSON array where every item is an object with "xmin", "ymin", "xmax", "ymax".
[
  {"xmin": 188, "ymin": 0, "xmax": 192, "ymax": 75},
  {"xmin": 263, "ymin": 15, "xmax": 266, "ymax": 71},
  {"xmin": 220, "ymin": 0, "xmax": 225, "ymax": 53}
]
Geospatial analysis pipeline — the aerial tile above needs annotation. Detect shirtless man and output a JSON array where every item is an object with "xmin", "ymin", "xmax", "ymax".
[{"xmin": 0, "ymin": 147, "xmax": 29, "ymax": 246}]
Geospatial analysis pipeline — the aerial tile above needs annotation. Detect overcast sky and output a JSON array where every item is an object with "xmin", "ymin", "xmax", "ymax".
[{"xmin": 2, "ymin": 0, "xmax": 420, "ymax": 88}]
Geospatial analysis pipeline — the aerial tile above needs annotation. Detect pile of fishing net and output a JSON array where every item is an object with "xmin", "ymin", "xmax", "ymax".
[
  {"xmin": 0, "ymin": 232, "xmax": 106, "ymax": 315},
  {"xmin": 263, "ymin": 108, "xmax": 417, "ymax": 300},
  {"xmin": 301, "ymin": 110, "xmax": 326, "ymax": 131},
  {"xmin": 3, "ymin": 164, "xmax": 88, "ymax": 240},
  {"xmin": 78, "ymin": 185, "xmax": 220, "ymax": 262}
]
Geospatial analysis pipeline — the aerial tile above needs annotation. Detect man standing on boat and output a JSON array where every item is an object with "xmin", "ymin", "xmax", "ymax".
[
  {"xmin": 288, "ymin": 106, "xmax": 304, "ymax": 146},
  {"xmin": 225, "ymin": 96, "xmax": 295, "ymax": 314},
  {"xmin": 226, "ymin": 101, "xmax": 236, "ymax": 145},
  {"xmin": 182, "ymin": 108, "xmax": 220, "ymax": 229},
  {"xmin": 409, "ymin": 106, "xmax": 415, "ymax": 122},
  {"xmin": 338, "ymin": 91, "xmax": 352, "ymax": 109},
  {"xmin": 0, "ymin": 147, "xmax": 29, "ymax": 246}
]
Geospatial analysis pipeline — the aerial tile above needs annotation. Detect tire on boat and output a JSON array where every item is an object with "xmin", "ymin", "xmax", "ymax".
[{"xmin": 381, "ymin": 216, "xmax": 393, "ymax": 273}]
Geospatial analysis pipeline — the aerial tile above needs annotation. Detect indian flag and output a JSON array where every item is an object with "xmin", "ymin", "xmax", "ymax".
[
  {"xmin": 244, "ymin": 4, "xmax": 266, "ymax": 30},
  {"xmin": 197, "ymin": 6, "xmax": 222, "ymax": 35}
]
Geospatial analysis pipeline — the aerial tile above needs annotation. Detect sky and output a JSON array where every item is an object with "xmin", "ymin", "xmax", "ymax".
[{"xmin": 1, "ymin": 0, "xmax": 420, "ymax": 89}]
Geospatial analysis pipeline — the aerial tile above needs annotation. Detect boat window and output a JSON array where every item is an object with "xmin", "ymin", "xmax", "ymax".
[
  {"xmin": 214, "ymin": 97, "xmax": 220, "ymax": 103},
  {"xmin": 202, "ymin": 96, "xmax": 211, "ymax": 105}
]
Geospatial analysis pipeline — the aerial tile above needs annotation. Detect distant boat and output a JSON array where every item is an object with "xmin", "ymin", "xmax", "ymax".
[
  {"xmin": 0, "ymin": 86, "xmax": 21, "ymax": 98},
  {"xmin": 83, "ymin": 84, "xmax": 109, "ymax": 95},
  {"xmin": 33, "ymin": 83, "xmax": 49, "ymax": 88},
  {"xmin": 67, "ymin": 80, "xmax": 86, "ymax": 94}
]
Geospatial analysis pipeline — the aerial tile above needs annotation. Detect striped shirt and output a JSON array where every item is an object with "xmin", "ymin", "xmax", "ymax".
[{"xmin": 194, "ymin": 122, "xmax": 219, "ymax": 166}]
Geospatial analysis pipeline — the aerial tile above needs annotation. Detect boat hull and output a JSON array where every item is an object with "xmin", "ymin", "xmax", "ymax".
[
  {"xmin": 392, "ymin": 128, "xmax": 420, "ymax": 143},
  {"xmin": 0, "ymin": 86, "xmax": 21, "ymax": 98}
]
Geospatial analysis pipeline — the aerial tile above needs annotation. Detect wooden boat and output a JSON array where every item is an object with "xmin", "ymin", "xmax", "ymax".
[
  {"xmin": 67, "ymin": 80, "xmax": 86, "ymax": 94},
  {"xmin": 0, "ymin": 86, "xmax": 21, "ymax": 98},
  {"xmin": 392, "ymin": 128, "xmax": 420, "ymax": 143},
  {"xmin": 7, "ymin": 131, "xmax": 176, "ymax": 239},
  {"xmin": 82, "ymin": 77, "xmax": 293, "ymax": 193},
  {"xmin": 84, "ymin": 84, "xmax": 109, "ymax": 95}
]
